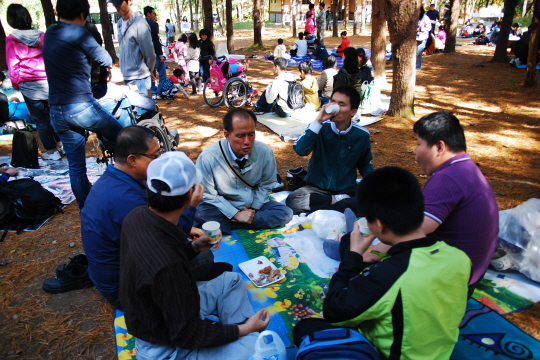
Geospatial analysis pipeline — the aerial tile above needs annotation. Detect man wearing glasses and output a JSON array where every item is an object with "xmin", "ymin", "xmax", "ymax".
[{"xmin": 78, "ymin": 126, "xmax": 230, "ymax": 308}]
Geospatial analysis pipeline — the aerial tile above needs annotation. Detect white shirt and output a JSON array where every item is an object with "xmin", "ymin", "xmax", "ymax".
[
  {"xmin": 228, "ymin": 141, "xmax": 248, "ymax": 161},
  {"xmin": 121, "ymin": 18, "xmax": 127, "ymax": 35}
]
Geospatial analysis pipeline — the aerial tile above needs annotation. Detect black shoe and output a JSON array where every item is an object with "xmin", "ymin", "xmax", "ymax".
[
  {"xmin": 272, "ymin": 174, "xmax": 285, "ymax": 192},
  {"xmin": 288, "ymin": 176, "xmax": 307, "ymax": 191},
  {"xmin": 56, "ymin": 254, "xmax": 88, "ymax": 276},
  {"xmin": 286, "ymin": 167, "xmax": 307, "ymax": 181},
  {"xmin": 43, "ymin": 263, "xmax": 93, "ymax": 294},
  {"xmin": 190, "ymin": 92, "xmax": 197, "ymax": 95}
]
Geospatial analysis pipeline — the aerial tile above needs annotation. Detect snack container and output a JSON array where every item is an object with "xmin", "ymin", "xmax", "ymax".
[{"xmin": 239, "ymin": 256, "xmax": 285, "ymax": 288}]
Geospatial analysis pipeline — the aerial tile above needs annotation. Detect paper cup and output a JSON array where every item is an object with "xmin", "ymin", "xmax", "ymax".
[
  {"xmin": 202, "ymin": 221, "xmax": 220, "ymax": 244},
  {"xmin": 358, "ymin": 218, "xmax": 372, "ymax": 238}
]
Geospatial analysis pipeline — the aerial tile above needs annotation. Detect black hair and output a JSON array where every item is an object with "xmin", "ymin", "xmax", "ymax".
[
  {"xmin": 166, "ymin": 19, "xmax": 170, "ymax": 23},
  {"xmin": 199, "ymin": 28, "xmax": 211, "ymax": 38},
  {"xmin": 309, "ymin": 4, "xmax": 315, "ymax": 10},
  {"xmin": 299, "ymin": 32, "xmax": 304, "ymax": 39},
  {"xmin": 143, "ymin": 6, "xmax": 154, "ymax": 17},
  {"xmin": 179, "ymin": 33, "xmax": 188, "ymax": 43},
  {"xmin": 114, "ymin": 126, "xmax": 156, "ymax": 164},
  {"xmin": 188, "ymin": 33, "xmax": 199, "ymax": 48},
  {"xmin": 342, "ymin": 47, "xmax": 359, "ymax": 73},
  {"xmin": 341, "ymin": 31, "xmax": 347, "ymax": 36},
  {"xmin": 512, "ymin": 23, "xmax": 520, "ymax": 28},
  {"xmin": 413, "ymin": 111, "xmax": 467, "ymax": 153},
  {"xmin": 223, "ymin": 108, "xmax": 257, "ymax": 132},
  {"xmin": 56, "ymin": 0, "xmax": 90, "ymax": 20},
  {"xmin": 0, "ymin": 72, "xmax": 6, "ymax": 82},
  {"xmin": 356, "ymin": 167, "xmax": 425, "ymax": 236},
  {"xmin": 332, "ymin": 86, "xmax": 361, "ymax": 110},
  {"xmin": 430, "ymin": 3, "xmax": 435, "ymax": 6},
  {"xmin": 320, "ymin": 2, "xmax": 325, "ymax": 7},
  {"xmin": 322, "ymin": 55, "xmax": 336, "ymax": 69},
  {"xmin": 173, "ymin": 68, "xmax": 184, "ymax": 78},
  {"xmin": 274, "ymin": 57, "xmax": 288, "ymax": 70},
  {"xmin": 299, "ymin": 60, "xmax": 313, "ymax": 75},
  {"xmin": 438, "ymin": 25, "xmax": 444, "ymax": 30},
  {"xmin": 419, "ymin": 6, "xmax": 425, "ymax": 20},
  {"xmin": 7, "ymin": 4, "xmax": 32, "ymax": 30},
  {"xmin": 314, "ymin": 39, "xmax": 320, "ymax": 46},
  {"xmin": 182, "ymin": 16, "xmax": 188, "ymax": 21},
  {"xmin": 278, "ymin": 38, "xmax": 284, "ymax": 44},
  {"xmin": 147, "ymin": 180, "xmax": 189, "ymax": 212}
]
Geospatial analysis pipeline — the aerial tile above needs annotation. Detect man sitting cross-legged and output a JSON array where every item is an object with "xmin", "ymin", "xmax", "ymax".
[
  {"xmin": 195, "ymin": 108, "xmax": 293, "ymax": 235},
  {"xmin": 293, "ymin": 166, "xmax": 471, "ymax": 359},
  {"xmin": 286, "ymin": 86, "xmax": 373, "ymax": 215},
  {"xmin": 253, "ymin": 57, "xmax": 296, "ymax": 118},
  {"xmin": 120, "ymin": 151, "xmax": 270, "ymax": 360},
  {"xmin": 81, "ymin": 126, "xmax": 229, "ymax": 309}
]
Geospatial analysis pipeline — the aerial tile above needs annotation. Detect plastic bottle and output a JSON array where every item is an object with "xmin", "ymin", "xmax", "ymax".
[
  {"xmin": 249, "ymin": 330, "xmax": 286, "ymax": 360},
  {"xmin": 325, "ymin": 104, "xmax": 340, "ymax": 114}
]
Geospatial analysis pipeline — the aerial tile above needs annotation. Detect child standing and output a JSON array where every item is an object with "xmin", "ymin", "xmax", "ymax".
[
  {"xmin": 199, "ymin": 28, "xmax": 215, "ymax": 82},
  {"xmin": 186, "ymin": 33, "xmax": 201, "ymax": 95},
  {"xmin": 298, "ymin": 60, "xmax": 320, "ymax": 111}
]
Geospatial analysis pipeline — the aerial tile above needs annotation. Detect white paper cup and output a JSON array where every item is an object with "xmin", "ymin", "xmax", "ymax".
[
  {"xmin": 202, "ymin": 221, "xmax": 220, "ymax": 244},
  {"xmin": 358, "ymin": 218, "xmax": 372, "ymax": 238}
]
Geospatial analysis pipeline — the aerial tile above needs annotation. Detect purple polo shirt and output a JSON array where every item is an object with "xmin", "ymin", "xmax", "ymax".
[{"xmin": 423, "ymin": 153, "xmax": 498, "ymax": 284}]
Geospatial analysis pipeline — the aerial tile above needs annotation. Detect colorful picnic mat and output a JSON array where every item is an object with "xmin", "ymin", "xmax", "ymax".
[{"xmin": 263, "ymin": 55, "xmax": 343, "ymax": 72}]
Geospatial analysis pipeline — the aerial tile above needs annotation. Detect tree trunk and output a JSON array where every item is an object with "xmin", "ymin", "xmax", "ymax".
[
  {"xmin": 291, "ymin": 0, "xmax": 297, "ymax": 37},
  {"xmin": 333, "ymin": 0, "xmax": 339, "ymax": 36},
  {"xmin": 462, "ymin": 0, "xmax": 470, "ymax": 26},
  {"xmin": 98, "ymin": 0, "xmax": 118, "ymax": 63},
  {"xmin": 343, "ymin": 0, "xmax": 349, "ymax": 29},
  {"xmin": 261, "ymin": 0, "xmax": 266, "ymax": 33},
  {"xmin": 353, "ymin": 0, "xmax": 358, "ymax": 35},
  {"xmin": 190, "ymin": 0, "xmax": 194, "ymax": 30},
  {"xmin": 443, "ymin": 0, "xmax": 461, "ymax": 52},
  {"xmin": 0, "ymin": 19, "xmax": 6, "ymax": 71},
  {"xmin": 492, "ymin": 0, "xmax": 518, "ymax": 63},
  {"xmin": 361, "ymin": 0, "xmax": 367, "ymax": 32},
  {"xmin": 216, "ymin": 0, "xmax": 223, "ymax": 30},
  {"xmin": 524, "ymin": 0, "xmax": 540, "ymax": 87},
  {"xmin": 371, "ymin": 0, "xmax": 387, "ymax": 86},
  {"xmin": 176, "ymin": 0, "xmax": 182, "ymax": 30},
  {"xmin": 239, "ymin": 3, "xmax": 244, "ymax": 21},
  {"xmin": 221, "ymin": 0, "xmax": 226, "ymax": 31},
  {"xmin": 281, "ymin": 0, "xmax": 285, "ymax": 25},
  {"xmin": 40, "ymin": 0, "xmax": 56, "ymax": 28},
  {"xmin": 522, "ymin": 0, "xmax": 528, "ymax": 17},
  {"xmin": 202, "ymin": 0, "xmax": 214, "ymax": 35},
  {"xmin": 194, "ymin": 0, "xmax": 200, "ymax": 31},
  {"xmin": 384, "ymin": 0, "xmax": 419, "ymax": 118},
  {"xmin": 226, "ymin": 0, "xmax": 234, "ymax": 52},
  {"xmin": 253, "ymin": 0, "xmax": 264, "ymax": 47}
]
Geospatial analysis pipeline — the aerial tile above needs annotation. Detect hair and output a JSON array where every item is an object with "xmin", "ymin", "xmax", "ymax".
[
  {"xmin": 166, "ymin": 18, "xmax": 170, "ymax": 23},
  {"xmin": 438, "ymin": 25, "xmax": 445, "ymax": 30},
  {"xmin": 314, "ymin": 39, "xmax": 321, "ymax": 46},
  {"xmin": 419, "ymin": 6, "xmax": 425, "ymax": 20},
  {"xmin": 512, "ymin": 23, "xmax": 519, "ymax": 28},
  {"xmin": 7, "ymin": 4, "xmax": 32, "ymax": 30},
  {"xmin": 298, "ymin": 60, "xmax": 313, "ymax": 75},
  {"xmin": 179, "ymin": 33, "xmax": 188, "ymax": 43},
  {"xmin": 147, "ymin": 180, "xmax": 189, "ymax": 212},
  {"xmin": 56, "ymin": 0, "xmax": 90, "ymax": 20},
  {"xmin": 298, "ymin": 32, "xmax": 304, "ymax": 39},
  {"xmin": 342, "ymin": 47, "xmax": 359, "ymax": 72},
  {"xmin": 430, "ymin": 3, "xmax": 435, "ymax": 6},
  {"xmin": 0, "ymin": 72, "xmax": 6, "ymax": 82},
  {"xmin": 305, "ymin": 31, "xmax": 311, "ymax": 36},
  {"xmin": 322, "ymin": 55, "xmax": 336, "ymax": 69},
  {"xmin": 114, "ymin": 126, "xmax": 156, "ymax": 164},
  {"xmin": 274, "ymin": 57, "xmax": 288, "ymax": 70},
  {"xmin": 309, "ymin": 4, "xmax": 315, "ymax": 10},
  {"xmin": 199, "ymin": 28, "xmax": 211, "ymax": 38},
  {"xmin": 320, "ymin": 2, "xmax": 325, "ymax": 7},
  {"xmin": 173, "ymin": 68, "xmax": 184, "ymax": 78},
  {"xmin": 332, "ymin": 86, "xmax": 361, "ymax": 110},
  {"xmin": 223, "ymin": 108, "xmax": 257, "ymax": 132},
  {"xmin": 341, "ymin": 31, "xmax": 347, "ymax": 36},
  {"xmin": 413, "ymin": 111, "xmax": 467, "ymax": 153},
  {"xmin": 143, "ymin": 6, "xmax": 154, "ymax": 17},
  {"xmin": 188, "ymin": 33, "xmax": 199, "ymax": 48},
  {"xmin": 278, "ymin": 38, "xmax": 284, "ymax": 44},
  {"xmin": 356, "ymin": 167, "xmax": 425, "ymax": 236},
  {"xmin": 182, "ymin": 16, "xmax": 188, "ymax": 21}
]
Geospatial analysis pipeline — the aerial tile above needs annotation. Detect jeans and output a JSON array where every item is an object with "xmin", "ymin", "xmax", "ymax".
[
  {"xmin": 151, "ymin": 60, "xmax": 167, "ymax": 95},
  {"xmin": 135, "ymin": 272, "xmax": 259, "ymax": 360},
  {"xmin": 125, "ymin": 76, "xmax": 151, "ymax": 94},
  {"xmin": 201, "ymin": 60, "xmax": 211, "ymax": 82},
  {"xmin": 50, "ymin": 101, "xmax": 123, "ymax": 209},
  {"xmin": 285, "ymin": 184, "xmax": 359, "ymax": 215},
  {"xmin": 254, "ymin": 90, "xmax": 292, "ymax": 118},
  {"xmin": 21, "ymin": 95, "xmax": 60, "ymax": 151},
  {"xmin": 194, "ymin": 201, "xmax": 293, "ymax": 235},
  {"xmin": 416, "ymin": 39, "xmax": 427, "ymax": 70}
]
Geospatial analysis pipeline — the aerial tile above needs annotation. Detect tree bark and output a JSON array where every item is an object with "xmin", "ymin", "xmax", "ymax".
[
  {"xmin": 384, "ymin": 0, "xmax": 420, "ymax": 118},
  {"xmin": 462, "ymin": 0, "xmax": 470, "ymax": 25},
  {"xmin": 226, "ymin": 0, "xmax": 234, "ymax": 52},
  {"xmin": 261, "ymin": 0, "xmax": 266, "ymax": 33},
  {"xmin": 194, "ymin": 0, "xmax": 200, "ymax": 31},
  {"xmin": 333, "ymin": 0, "xmax": 339, "ymax": 36},
  {"xmin": 253, "ymin": 0, "xmax": 264, "ymax": 47},
  {"xmin": 98, "ymin": 0, "xmax": 118, "ymax": 63},
  {"xmin": 361, "ymin": 0, "xmax": 367, "ymax": 32},
  {"xmin": 202, "ymin": 0, "xmax": 214, "ymax": 35},
  {"xmin": 343, "ymin": 0, "xmax": 349, "ymax": 29},
  {"xmin": 190, "ymin": 0, "xmax": 194, "ymax": 30},
  {"xmin": 281, "ymin": 0, "xmax": 285, "ymax": 25},
  {"xmin": 0, "ymin": 19, "xmax": 7, "ymax": 71},
  {"xmin": 216, "ymin": 0, "xmax": 223, "ymax": 30},
  {"xmin": 443, "ymin": 0, "xmax": 460, "ymax": 52},
  {"xmin": 221, "ymin": 0, "xmax": 226, "ymax": 31},
  {"xmin": 40, "ymin": 0, "xmax": 56, "ymax": 28},
  {"xmin": 371, "ymin": 0, "xmax": 387, "ymax": 86},
  {"xmin": 491, "ymin": 0, "xmax": 518, "ymax": 63},
  {"xmin": 353, "ymin": 0, "xmax": 358, "ymax": 35},
  {"xmin": 524, "ymin": 0, "xmax": 540, "ymax": 87},
  {"xmin": 291, "ymin": 0, "xmax": 297, "ymax": 37},
  {"xmin": 176, "ymin": 0, "xmax": 182, "ymax": 30},
  {"xmin": 522, "ymin": 0, "xmax": 528, "ymax": 17}
]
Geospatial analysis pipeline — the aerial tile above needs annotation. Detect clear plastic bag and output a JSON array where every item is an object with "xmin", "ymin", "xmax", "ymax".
[{"xmin": 308, "ymin": 210, "xmax": 347, "ymax": 241}]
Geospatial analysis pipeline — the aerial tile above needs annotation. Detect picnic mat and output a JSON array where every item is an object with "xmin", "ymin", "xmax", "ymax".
[
  {"xmin": 516, "ymin": 64, "xmax": 540, "ymax": 69},
  {"xmin": 263, "ymin": 55, "xmax": 343, "ymax": 72}
]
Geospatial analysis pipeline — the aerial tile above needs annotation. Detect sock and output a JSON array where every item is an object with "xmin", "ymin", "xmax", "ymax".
[{"xmin": 344, "ymin": 208, "xmax": 357, "ymax": 233}]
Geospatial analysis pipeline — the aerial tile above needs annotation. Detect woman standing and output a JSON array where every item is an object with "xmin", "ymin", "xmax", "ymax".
[
  {"xmin": 6, "ymin": 4, "xmax": 63, "ymax": 160},
  {"xmin": 186, "ymin": 33, "xmax": 202, "ymax": 95},
  {"xmin": 416, "ymin": 6, "xmax": 432, "ymax": 70},
  {"xmin": 173, "ymin": 34, "xmax": 190, "ymax": 86}
]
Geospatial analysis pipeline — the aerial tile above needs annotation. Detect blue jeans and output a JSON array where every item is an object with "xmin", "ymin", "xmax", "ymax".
[
  {"xmin": 50, "ymin": 101, "xmax": 123, "ymax": 209},
  {"xmin": 125, "ymin": 76, "xmax": 151, "ymax": 94},
  {"xmin": 254, "ymin": 90, "xmax": 292, "ymax": 118},
  {"xmin": 416, "ymin": 39, "xmax": 427, "ymax": 70},
  {"xmin": 21, "ymin": 95, "xmax": 60, "ymax": 151},
  {"xmin": 151, "ymin": 60, "xmax": 167, "ymax": 95}
]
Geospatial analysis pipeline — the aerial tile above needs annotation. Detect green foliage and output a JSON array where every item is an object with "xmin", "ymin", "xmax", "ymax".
[
  {"xmin": 513, "ymin": 16, "xmax": 533, "ymax": 28},
  {"xmin": 233, "ymin": 20, "xmax": 273, "ymax": 30}
]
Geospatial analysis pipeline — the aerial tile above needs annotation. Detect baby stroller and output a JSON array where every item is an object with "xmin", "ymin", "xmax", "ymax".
[{"xmin": 203, "ymin": 56, "xmax": 254, "ymax": 109}]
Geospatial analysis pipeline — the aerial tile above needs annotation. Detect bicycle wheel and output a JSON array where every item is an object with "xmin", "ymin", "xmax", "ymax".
[
  {"xmin": 223, "ymin": 77, "xmax": 249, "ymax": 109},
  {"xmin": 138, "ymin": 121, "xmax": 172, "ymax": 153},
  {"xmin": 203, "ymin": 78, "xmax": 224, "ymax": 108}
]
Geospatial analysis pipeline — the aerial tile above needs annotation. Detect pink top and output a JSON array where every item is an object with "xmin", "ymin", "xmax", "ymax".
[
  {"xmin": 305, "ymin": 12, "xmax": 315, "ymax": 34},
  {"xmin": 437, "ymin": 29, "xmax": 447, "ymax": 44},
  {"xmin": 173, "ymin": 41, "xmax": 188, "ymax": 67},
  {"xmin": 6, "ymin": 32, "xmax": 47, "ymax": 90}
]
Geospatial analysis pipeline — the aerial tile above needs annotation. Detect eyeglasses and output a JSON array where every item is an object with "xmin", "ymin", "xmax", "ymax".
[{"xmin": 131, "ymin": 149, "xmax": 163, "ymax": 159}]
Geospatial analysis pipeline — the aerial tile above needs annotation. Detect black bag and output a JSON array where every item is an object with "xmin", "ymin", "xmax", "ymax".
[
  {"xmin": 285, "ymin": 80, "xmax": 305, "ymax": 110},
  {"xmin": 11, "ymin": 130, "xmax": 39, "ymax": 169},
  {"xmin": 3, "ymin": 119, "xmax": 29, "ymax": 134},
  {"xmin": 0, "ymin": 178, "xmax": 63, "ymax": 241}
]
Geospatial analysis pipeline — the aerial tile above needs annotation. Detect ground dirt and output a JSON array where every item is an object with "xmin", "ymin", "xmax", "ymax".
[{"xmin": 1, "ymin": 26, "xmax": 539, "ymax": 359}]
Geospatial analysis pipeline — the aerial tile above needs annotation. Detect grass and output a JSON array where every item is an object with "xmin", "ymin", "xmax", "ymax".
[
  {"xmin": 513, "ymin": 16, "xmax": 533, "ymax": 28},
  {"xmin": 245, "ymin": 43, "xmax": 268, "ymax": 51},
  {"xmin": 233, "ymin": 20, "xmax": 274, "ymax": 30}
]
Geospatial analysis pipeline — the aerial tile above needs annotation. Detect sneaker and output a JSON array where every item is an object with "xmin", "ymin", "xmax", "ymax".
[
  {"xmin": 286, "ymin": 167, "xmax": 307, "ymax": 181},
  {"xmin": 190, "ymin": 92, "xmax": 197, "ymax": 95},
  {"xmin": 333, "ymin": 194, "xmax": 351, "ymax": 203},
  {"xmin": 288, "ymin": 176, "xmax": 306, "ymax": 191},
  {"xmin": 41, "ymin": 151, "xmax": 61, "ymax": 161},
  {"xmin": 152, "ymin": 94, "xmax": 163, "ymax": 100},
  {"xmin": 515, "ymin": 58, "xmax": 521, "ymax": 67},
  {"xmin": 42, "ymin": 261, "xmax": 94, "ymax": 294},
  {"xmin": 272, "ymin": 174, "xmax": 285, "ymax": 192},
  {"xmin": 56, "ymin": 254, "xmax": 88, "ymax": 276},
  {"xmin": 57, "ymin": 146, "xmax": 66, "ymax": 156}
]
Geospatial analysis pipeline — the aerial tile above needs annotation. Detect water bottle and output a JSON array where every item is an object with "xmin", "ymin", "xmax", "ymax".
[
  {"xmin": 249, "ymin": 330, "xmax": 286, "ymax": 360},
  {"xmin": 325, "ymin": 104, "xmax": 340, "ymax": 114}
]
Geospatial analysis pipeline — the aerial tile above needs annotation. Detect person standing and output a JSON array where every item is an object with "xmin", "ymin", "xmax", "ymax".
[
  {"xmin": 426, "ymin": 3, "xmax": 440, "ymax": 34},
  {"xmin": 165, "ymin": 18, "xmax": 176, "ymax": 47},
  {"xmin": 326, "ymin": 6, "xmax": 332, "ymax": 31},
  {"xmin": 144, "ymin": 6, "xmax": 166, "ymax": 100},
  {"xmin": 199, "ymin": 28, "xmax": 215, "ymax": 83},
  {"xmin": 186, "ymin": 33, "xmax": 202, "ymax": 95},
  {"xmin": 416, "ymin": 6, "xmax": 431, "ymax": 70},
  {"xmin": 316, "ymin": 2, "xmax": 326, "ymax": 44}
]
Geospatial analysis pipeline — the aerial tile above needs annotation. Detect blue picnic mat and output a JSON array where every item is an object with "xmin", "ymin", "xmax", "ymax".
[{"xmin": 516, "ymin": 64, "xmax": 540, "ymax": 69}]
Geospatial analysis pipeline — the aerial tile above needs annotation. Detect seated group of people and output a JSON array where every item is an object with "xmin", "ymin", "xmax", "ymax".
[{"xmin": 78, "ymin": 82, "xmax": 498, "ymax": 358}]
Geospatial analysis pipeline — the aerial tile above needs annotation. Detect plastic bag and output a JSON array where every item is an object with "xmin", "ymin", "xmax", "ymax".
[
  {"xmin": 250, "ymin": 330, "xmax": 286, "ymax": 360},
  {"xmin": 360, "ymin": 81, "xmax": 381, "ymax": 112},
  {"xmin": 308, "ymin": 210, "xmax": 347, "ymax": 241}
]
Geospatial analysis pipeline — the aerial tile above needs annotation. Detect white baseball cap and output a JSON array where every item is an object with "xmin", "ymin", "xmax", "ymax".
[{"xmin": 147, "ymin": 151, "xmax": 202, "ymax": 196}]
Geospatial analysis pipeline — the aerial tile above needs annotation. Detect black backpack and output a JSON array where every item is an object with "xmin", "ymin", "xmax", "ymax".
[
  {"xmin": 0, "ymin": 178, "xmax": 63, "ymax": 241},
  {"xmin": 11, "ymin": 130, "xmax": 39, "ymax": 169},
  {"xmin": 285, "ymin": 80, "xmax": 305, "ymax": 110}
]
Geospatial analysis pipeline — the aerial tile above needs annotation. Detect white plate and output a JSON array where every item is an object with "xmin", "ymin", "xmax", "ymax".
[{"xmin": 238, "ymin": 256, "xmax": 285, "ymax": 288}]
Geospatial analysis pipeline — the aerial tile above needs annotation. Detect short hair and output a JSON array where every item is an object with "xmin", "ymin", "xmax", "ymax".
[
  {"xmin": 314, "ymin": 39, "xmax": 321, "ymax": 46},
  {"xmin": 274, "ymin": 57, "xmax": 288, "ymax": 70},
  {"xmin": 199, "ymin": 28, "xmax": 211, "ymax": 38},
  {"xmin": 356, "ymin": 167, "xmax": 425, "ymax": 236},
  {"xmin": 430, "ymin": 3, "xmax": 435, "ymax": 6},
  {"xmin": 309, "ymin": 4, "xmax": 315, "ymax": 9},
  {"xmin": 512, "ymin": 23, "xmax": 519, "ymax": 28},
  {"xmin": 166, "ymin": 19, "xmax": 170, "ymax": 23},
  {"xmin": 320, "ymin": 2, "xmax": 325, "ymax": 7},
  {"xmin": 322, "ymin": 55, "xmax": 336, "ymax": 69},
  {"xmin": 179, "ymin": 33, "xmax": 188, "ymax": 43},
  {"xmin": 341, "ymin": 31, "xmax": 347, "ymax": 36},
  {"xmin": 298, "ymin": 60, "xmax": 313, "ymax": 74},
  {"xmin": 114, "ymin": 126, "xmax": 156, "ymax": 164},
  {"xmin": 188, "ymin": 33, "xmax": 199, "ymax": 48},
  {"xmin": 278, "ymin": 38, "xmax": 284, "ymax": 44},
  {"xmin": 143, "ymin": 6, "xmax": 154, "ymax": 17},
  {"xmin": 56, "ymin": 0, "xmax": 90, "ymax": 20},
  {"xmin": 7, "ymin": 4, "xmax": 32, "ymax": 30},
  {"xmin": 173, "ymin": 68, "xmax": 184, "ymax": 78},
  {"xmin": 0, "ymin": 72, "xmax": 5, "ymax": 82},
  {"xmin": 223, "ymin": 108, "xmax": 257, "ymax": 132},
  {"xmin": 332, "ymin": 86, "xmax": 361, "ymax": 110},
  {"xmin": 299, "ymin": 32, "xmax": 304, "ymax": 39},
  {"xmin": 147, "ymin": 180, "xmax": 189, "ymax": 212},
  {"xmin": 413, "ymin": 111, "xmax": 467, "ymax": 153}
]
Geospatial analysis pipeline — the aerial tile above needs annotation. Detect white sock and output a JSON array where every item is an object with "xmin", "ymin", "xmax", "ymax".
[{"xmin": 333, "ymin": 194, "xmax": 351, "ymax": 203}]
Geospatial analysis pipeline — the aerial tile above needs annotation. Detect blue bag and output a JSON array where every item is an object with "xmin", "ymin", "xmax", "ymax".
[{"xmin": 296, "ymin": 328, "xmax": 381, "ymax": 360}]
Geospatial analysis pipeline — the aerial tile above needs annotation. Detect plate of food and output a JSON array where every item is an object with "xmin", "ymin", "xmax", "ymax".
[{"xmin": 238, "ymin": 256, "xmax": 285, "ymax": 288}]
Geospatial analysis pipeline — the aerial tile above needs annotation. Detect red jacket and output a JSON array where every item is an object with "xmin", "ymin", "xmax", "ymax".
[{"xmin": 336, "ymin": 37, "xmax": 351, "ymax": 57}]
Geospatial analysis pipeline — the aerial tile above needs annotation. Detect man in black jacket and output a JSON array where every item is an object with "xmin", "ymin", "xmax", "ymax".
[{"xmin": 144, "ymin": 6, "xmax": 166, "ymax": 100}]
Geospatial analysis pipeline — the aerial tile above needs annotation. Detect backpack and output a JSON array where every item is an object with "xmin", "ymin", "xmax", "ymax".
[
  {"xmin": 3, "ymin": 119, "xmax": 29, "ymax": 134},
  {"xmin": 11, "ymin": 130, "xmax": 39, "ymax": 169},
  {"xmin": 0, "ymin": 178, "xmax": 63, "ymax": 241},
  {"xmin": 285, "ymin": 80, "xmax": 305, "ymax": 110},
  {"xmin": 296, "ymin": 328, "xmax": 382, "ymax": 360}
]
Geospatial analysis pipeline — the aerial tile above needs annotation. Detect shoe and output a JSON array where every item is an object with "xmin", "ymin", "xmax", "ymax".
[
  {"xmin": 332, "ymin": 194, "xmax": 351, "ymax": 203},
  {"xmin": 254, "ymin": 110, "xmax": 265, "ymax": 115},
  {"xmin": 57, "ymin": 146, "xmax": 66, "ymax": 156},
  {"xmin": 41, "ymin": 151, "xmax": 61, "ymax": 161},
  {"xmin": 152, "ymin": 94, "xmax": 163, "ymax": 100},
  {"xmin": 286, "ymin": 167, "xmax": 307, "ymax": 181},
  {"xmin": 56, "ymin": 254, "xmax": 88, "ymax": 276},
  {"xmin": 272, "ymin": 174, "xmax": 285, "ymax": 192},
  {"xmin": 42, "ymin": 262, "xmax": 94, "ymax": 294},
  {"xmin": 190, "ymin": 92, "xmax": 197, "ymax": 95},
  {"xmin": 515, "ymin": 58, "xmax": 521, "ymax": 67},
  {"xmin": 288, "ymin": 176, "xmax": 306, "ymax": 191}
]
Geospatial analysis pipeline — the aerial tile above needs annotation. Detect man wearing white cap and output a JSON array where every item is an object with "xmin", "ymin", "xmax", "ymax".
[{"xmin": 119, "ymin": 151, "xmax": 269, "ymax": 360}]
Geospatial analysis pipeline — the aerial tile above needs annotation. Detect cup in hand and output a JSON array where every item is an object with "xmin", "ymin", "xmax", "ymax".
[
  {"xmin": 358, "ymin": 218, "xmax": 372, "ymax": 238},
  {"xmin": 325, "ymin": 104, "xmax": 340, "ymax": 114},
  {"xmin": 202, "ymin": 221, "xmax": 220, "ymax": 244}
]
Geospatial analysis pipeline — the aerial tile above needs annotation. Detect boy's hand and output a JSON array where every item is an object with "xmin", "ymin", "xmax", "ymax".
[
  {"xmin": 350, "ymin": 220, "xmax": 376, "ymax": 255},
  {"xmin": 315, "ymin": 104, "xmax": 335, "ymax": 124},
  {"xmin": 239, "ymin": 309, "xmax": 270, "ymax": 336},
  {"xmin": 190, "ymin": 184, "xmax": 204, "ymax": 207}
]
